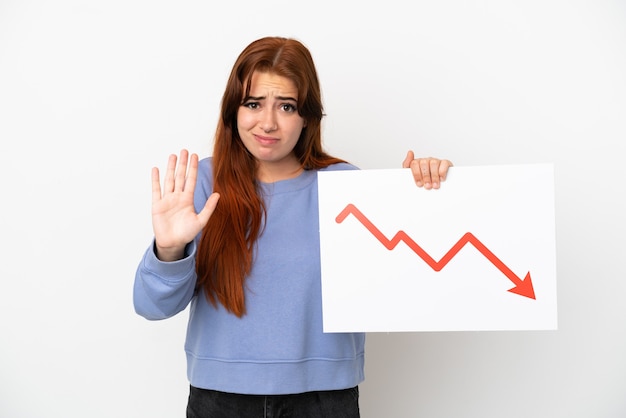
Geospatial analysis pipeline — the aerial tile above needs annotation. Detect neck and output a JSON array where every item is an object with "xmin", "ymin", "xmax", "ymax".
[{"xmin": 257, "ymin": 161, "xmax": 303, "ymax": 183}]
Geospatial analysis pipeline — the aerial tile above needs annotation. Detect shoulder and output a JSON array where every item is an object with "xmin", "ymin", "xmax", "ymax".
[
  {"xmin": 194, "ymin": 157, "xmax": 214, "ymax": 200},
  {"xmin": 319, "ymin": 162, "xmax": 359, "ymax": 172},
  {"xmin": 197, "ymin": 156, "xmax": 215, "ymax": 181},
  {"xmin": 198, "ymin": 156, "xmax": 213, "ymax": 172}
]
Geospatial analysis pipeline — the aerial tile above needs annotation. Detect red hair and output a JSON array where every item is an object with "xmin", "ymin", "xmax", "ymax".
[{"xmin": 195, "ymin": 37, "xmax": 345, "ymax": 317}]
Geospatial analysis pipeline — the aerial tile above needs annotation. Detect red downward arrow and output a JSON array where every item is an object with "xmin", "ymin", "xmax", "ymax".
[{"xmin": 335, "ymin": 203, "xmax": 536, "ymax": 300}]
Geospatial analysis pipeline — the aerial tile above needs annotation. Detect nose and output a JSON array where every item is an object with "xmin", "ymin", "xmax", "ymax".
[{"xmin": 260, "ymin": 109, "xmax": 277, "ymax": 133}]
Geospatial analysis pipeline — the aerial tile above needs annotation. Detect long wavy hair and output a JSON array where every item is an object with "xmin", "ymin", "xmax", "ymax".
[{"xmin": 195, "ymin": 37, "xmax": 346, "ymax": 317}]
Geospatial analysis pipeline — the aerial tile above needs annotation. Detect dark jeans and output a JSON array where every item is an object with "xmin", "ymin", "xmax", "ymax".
[{"xmin": 186, "ymin": 385, "xmax": 360, "ymax": 418}]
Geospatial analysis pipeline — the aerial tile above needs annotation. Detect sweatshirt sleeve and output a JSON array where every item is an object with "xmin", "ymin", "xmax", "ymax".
[{"xmin": 133, "ymin": 240, "xmax": 198, "ymax": 320}]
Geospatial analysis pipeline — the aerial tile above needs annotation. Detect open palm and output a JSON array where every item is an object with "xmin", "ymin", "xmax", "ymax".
[{"xmin": 151, "ymin": 149, "xmax": 219, "ymax": 261}]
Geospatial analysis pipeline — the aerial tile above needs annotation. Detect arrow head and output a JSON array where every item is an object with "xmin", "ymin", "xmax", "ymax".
[{"xmin": 507, "ymin": 272, "xmax": 536, "ymax": 300}]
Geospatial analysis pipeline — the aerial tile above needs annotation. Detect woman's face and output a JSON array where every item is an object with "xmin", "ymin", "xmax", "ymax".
[{"xmin": 237, "ymin": 71, "xmax": 306, "ymax": 182}]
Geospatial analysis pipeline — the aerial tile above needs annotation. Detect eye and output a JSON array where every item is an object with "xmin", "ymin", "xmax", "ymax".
[
  {"xmin": 242, "ymin": 101, "xmax": 259, "ymax": 110},
  {"xmin": 280, "ymin": 103, "xmax": 297, "ymax": 113}
]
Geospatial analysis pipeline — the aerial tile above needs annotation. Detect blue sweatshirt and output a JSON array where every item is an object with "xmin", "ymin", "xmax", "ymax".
[{"xmin": 133, "ymin": 157, "xmax": 365, "ymax": 395}]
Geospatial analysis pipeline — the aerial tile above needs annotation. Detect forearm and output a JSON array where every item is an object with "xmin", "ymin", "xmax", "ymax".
[{"xmin": 133, "ymin": 240, "xmax": 198, "ymax": 320}]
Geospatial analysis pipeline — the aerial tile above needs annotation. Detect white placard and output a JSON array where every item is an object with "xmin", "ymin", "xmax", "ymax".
[{"xmin": 318, "ymin": 164, "xmax": 557, "ymax": 332}]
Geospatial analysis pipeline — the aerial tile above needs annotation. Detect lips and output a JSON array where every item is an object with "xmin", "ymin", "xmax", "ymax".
[{"xmin": 254, "ymin": 134, "xmax": 279, "ymax": 146}]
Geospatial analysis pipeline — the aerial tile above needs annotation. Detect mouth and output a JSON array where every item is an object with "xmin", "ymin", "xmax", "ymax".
[{"xmin": 254, "ymin": 134, "xmax": 279, "ymax": 146}]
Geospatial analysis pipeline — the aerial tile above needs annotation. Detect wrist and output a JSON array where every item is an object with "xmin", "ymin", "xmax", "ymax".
[{"xmin": 154, "ymin": 242, "xmax": 186, "ymax": 262}]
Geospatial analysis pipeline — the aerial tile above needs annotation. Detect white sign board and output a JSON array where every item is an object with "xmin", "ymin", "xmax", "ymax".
[{"xmin": 318, "ymin": 164, "xmax": 557, "ymax": 332}]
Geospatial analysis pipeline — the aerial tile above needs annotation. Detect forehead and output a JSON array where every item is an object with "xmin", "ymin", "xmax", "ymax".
[{"xmin": 248, "ymin": 71, "xmax": 298, "ymax": 98}]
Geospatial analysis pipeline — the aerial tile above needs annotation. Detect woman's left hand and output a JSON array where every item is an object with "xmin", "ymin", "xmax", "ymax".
[{"xmin": 402, "ymin": 150, "xmax": 453, "ymax": 189}]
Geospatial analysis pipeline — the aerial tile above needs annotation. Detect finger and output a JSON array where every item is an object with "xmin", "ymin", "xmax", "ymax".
[
  {"xmin": 430, "ymin": 159, "xmax": 441, "ymax": 189},
  {"xmin": 184, "ymin": 153, "xmax": 199, "ymax": 193},
  {"xmin": 439, "ymin": 159, "xmax": 453, "ymax": 181},
  {"xmin": 174, "ymin": 149, "xmax": 189, "ymax": 192},
  {"xmin": 408, "ymin": 159, "xmax": 424, "ymax": 187},
  {"xmin": 419, "ymin": 158, "xmax": 432, "ymax": 189},
  {"xmin": 151, "ymin": 167, "xmax": 162, "ymax": 203},
  {"xmin": 163, "ymin": 153, "xmax": 178, "ymax": 193},
  {"xmin": 402, "ymin": 150, "xmax": 414, "ymax": 168},
  {"xmin": 197, "ymin": 192, "xmax": 220, "ymax": 227}
]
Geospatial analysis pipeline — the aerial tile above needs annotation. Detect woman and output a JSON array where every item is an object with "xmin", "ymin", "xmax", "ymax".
[{"xmin": 134, "ymin": 36, "xmax": 452, "ymax": 417}]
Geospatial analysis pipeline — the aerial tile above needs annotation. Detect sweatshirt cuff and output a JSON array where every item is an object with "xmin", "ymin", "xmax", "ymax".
[{"xmin": 143, "ymin": 239, "xmax": 197, "ymax": 280}]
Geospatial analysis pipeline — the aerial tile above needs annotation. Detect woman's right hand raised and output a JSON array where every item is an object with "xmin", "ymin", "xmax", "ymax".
[{"xmin": 151, "ymin": 149, "xmax": 220, "ymax": 261}]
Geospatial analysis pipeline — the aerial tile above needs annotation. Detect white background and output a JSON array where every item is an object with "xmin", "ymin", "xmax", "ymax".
[{"xmin": 1, "ymin": 1, "xmax": 624, "ymax": 417}]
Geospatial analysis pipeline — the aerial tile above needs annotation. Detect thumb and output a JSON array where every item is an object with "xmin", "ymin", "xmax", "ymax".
[
  {"xmin": 197, "ymin": 192, "xmax": 220, "ymax": 226},
  {"xmin": 402, "ymin": 150, "xmax": 415, "ymax": 168}
]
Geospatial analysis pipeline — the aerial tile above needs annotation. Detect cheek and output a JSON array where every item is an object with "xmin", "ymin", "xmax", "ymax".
[
  {"xmin": 237, "ymin": 109, "xmax": 255, "ymax": 131},
  {"xmin": 286, "ymin": 118, "xmax": 305, "ymax": 139}
]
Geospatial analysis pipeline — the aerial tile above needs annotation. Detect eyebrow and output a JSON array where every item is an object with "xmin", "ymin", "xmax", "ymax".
[{"xmin": 246, "ymin": 95, "xmax": 298, "ymax": 102}]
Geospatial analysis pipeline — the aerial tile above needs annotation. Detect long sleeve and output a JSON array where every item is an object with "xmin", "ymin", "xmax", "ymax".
[{"xmin": 133, "ymin": 240, "xmax": 198, "ymax": 320}]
